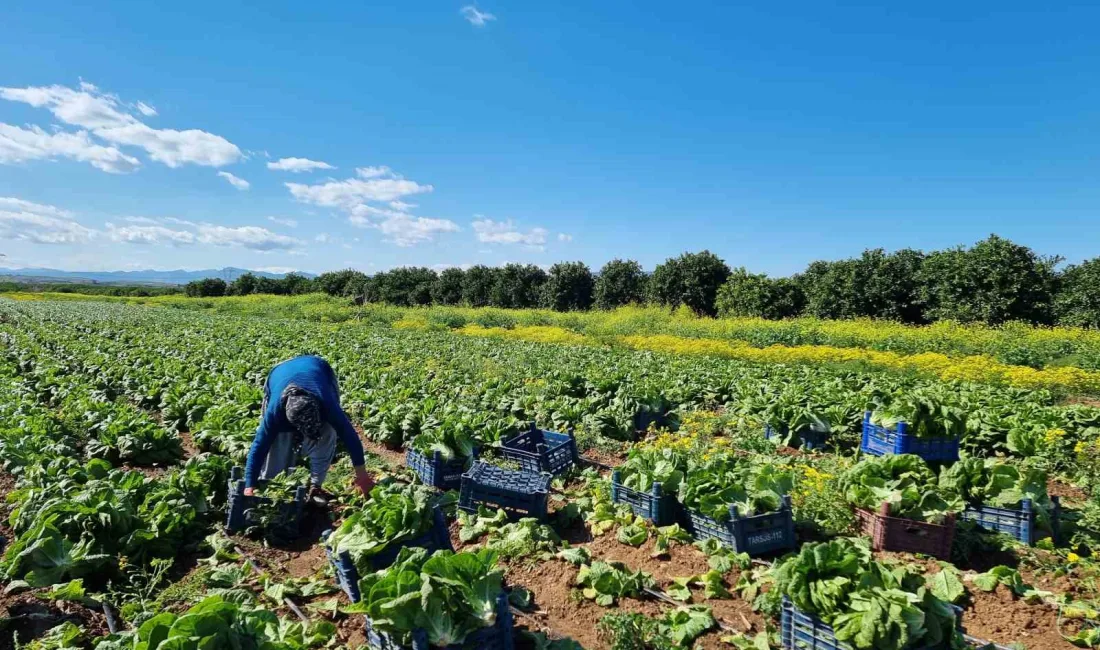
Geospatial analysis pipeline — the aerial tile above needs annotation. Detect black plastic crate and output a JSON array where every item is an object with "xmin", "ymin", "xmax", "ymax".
[
  {"xmin": 363, "ymin": 592, "xmax": 514, "ymax": 650},
  {"xmin": 406, "ymin": 447, "xmax": 474, "ymax": 491},
  {"xmin": 501, "ymin": 423, "xmax": 578, "ymax": 475},
  {"xmin": 860, "ymin": 412, "xmax": 959, "ymax": 462},
  {"xmin": 225, "ymin": 466, "xmax": 306, "ymax": 537},
  {"xmin": 610, "ymin": 470, "xmax": 678, "ymax": 526},
  {"xmin": 685, "ymin": 495, "xmax": 796, "ymax": 556},
  {"xmin": 324, "ymin": 505, "xmax": 453, "ymax": 602},
  {"xmin": 459, "ymin": 462, "xmax": 551, "ymax": 521},
  {"xmin": 962, "ymin": 497, "xmax": 1061, "ymax": 546},
  {"xmin": 765, "ymin": 424, "xmax": 828, "ymax": 450}
]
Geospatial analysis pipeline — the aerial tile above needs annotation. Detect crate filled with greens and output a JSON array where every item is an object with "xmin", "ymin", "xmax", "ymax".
[
  {"xmin": 225, "ymin": 465, "xmax": 306, "ymax": 539},
  {"xmin": 939, "ymin": 458, "xmax": 1061, "ymax": 545},
  {"xmin": 679, "ymin": 455, "xmax": 797, "ymax": 556},
  {"xmin": 406, "ymin": 419, "xmax": 482, "ymax": 490},
  {"xmin": 842, "ymin": 455, "xmax": 960, "ymax": 559},
  {"xmin": 459, "ymin": 461, "xmax": 552, "ymax": 521},
  {"xmin": 609, "ymin": 446, "xmax": 686, "ymax": 525},
  {"xmin": 772, "ymin": 538, "xmax": 963, "ymax": 650},
  {"xmin": 324, "ymin": 483, "xmax": 453, "ymax": 601},
  {"xmin": 343, "ymin": 547, "xmax": 514, "ymax": 650},
  {"xmin": 861, "ymin": 401, "xmax": 961, "ymax": 462},
  {"xmin": 501, "ymin": 422, "xmax": 579, "ymax": 475}
]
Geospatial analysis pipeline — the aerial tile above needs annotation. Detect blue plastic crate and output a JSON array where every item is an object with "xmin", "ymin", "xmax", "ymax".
[
  {"xmin": 406, "ymin": 448, "xmax": 475, "ymax": 491},
  {"xmin": 324, "ymin": 505, "xmax": 454, "ymax": 601},
  {"xmin": 962, "ymin": 497, "xmax": 1061, "ymax": 546},
  {"xmin": 501, "ymin": 423, "xmax": 578, "ymax": 475},
  {"xmin": 860, "ymin": 412, "xmax": 960, "ymax": 462},
  {"xmin": 782, "ymin": 597, "xmax": 963, "ymax": 650},
  {"xmin": 225, "ymin": 466, "xmax": 306, "ymax": 537},
  {"xmin": 610, "ymin": 470, "xmax": 678, "ymax": 526},
  {"xmin": 363, "ymin": 592, "xmax": 514, "ymax": 650},
  {"xmin": 685, "ymin": 495, "xmax": 796, "ymax": 556},
  {"xmin": 459, "ymin": 462, "xmax": 551, "ymax": 521},
  {"xmin": 765, "ymin": 424, "xmax": 828, "ymax": 450}
]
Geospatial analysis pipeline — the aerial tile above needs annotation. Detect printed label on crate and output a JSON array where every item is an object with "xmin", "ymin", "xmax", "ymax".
[
  {"xmin": 444, "ymin": 473, "xmax": 463, "ymax": 481},
  {"xmin": 747, "ymin": 529, "xmax": 786, "ymax": 546}
]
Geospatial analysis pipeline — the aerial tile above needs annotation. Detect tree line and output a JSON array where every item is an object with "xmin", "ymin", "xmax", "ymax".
[{"xmin": 185, "ymin": 235, "xmax": 1100, "ymax": 327}]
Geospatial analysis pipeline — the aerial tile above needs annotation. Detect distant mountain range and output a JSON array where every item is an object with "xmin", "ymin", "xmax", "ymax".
[{"xmin": 0, "ymin": 267, "xmax": 314, "ymax": 286}]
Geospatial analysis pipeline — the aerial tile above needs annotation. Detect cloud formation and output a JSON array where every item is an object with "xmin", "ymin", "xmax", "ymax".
[
  {"xmin": 105, "ymin": 216, "xmax": 300, "ymax": 251},
  {"xmin": 287, "ymin": 166, "xmax": 458, "ymax": 246},
  {"xmin": 0, "ymin": 123, "xmax": 141, "ymax": 173},
  {"xmin": 472, "ymin": 218, "xmax": 549, "ymax": 249},
  {"xmin": 0, "ymin": 82, "xmax": 242, "ymax": 169},
  {"xmin": 268, "ymin": 216, "xmax": 298, "ymax": 228},
  {"xmin": 0, "ymin": 197, "xmax": 95, "ymax": 244},
  {"xmin": 461, "ymin": 5, "xmax": 496, "ymax": 26},
  {"xmin": 217, "ymin": 171, "xmax": 250, "ymax": 190},
  {"xmin": 267, "ymin": 157, "xmax": 334, "ymax": 173}
]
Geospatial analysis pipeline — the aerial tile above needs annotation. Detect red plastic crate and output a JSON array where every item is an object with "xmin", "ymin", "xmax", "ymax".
[{"xmin": 856, "ymin": 503, "xmax": 955, "ymax": 560}]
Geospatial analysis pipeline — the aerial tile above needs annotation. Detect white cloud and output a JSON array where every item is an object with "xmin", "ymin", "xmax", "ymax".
[
  {"xmin": 315, "ymin": 232, "xmax": 332, "ymax": 243},
  {"xmin": 135, "ymin": 101, "xmax": 157, "ymax": 117},
  {"xmin": 267, "ymin": 157, "xmax": 335, "ymax": 173},
  {"xmin": 287, "ymin": 175, "xmax": 432, "ymax": 208},
  {"xmin": 286, "ymin": 165, "xmax": 457, "ymax": 246},
  {"xmin": 472, "ymin": 218, "xmax": 549, "ymax": 249},
  {"xmin": 217, "ymin": 171, "xmax": 250, "ymax": 190},
  {"xmin": 0, "ymin": 123, "xmax": 141, "ymax": 173},
  {"xmin": 558, "ymin": 232, "xmax": 573, "ymax": 242},
  {"xmin": 369, "ymin": 213, "xmax": 460, "ymax": 247},
  {"xmin": 0, "ymin": 196, "xmax": 95, "ymax": 244},
  {"xmin": 0, "ymin": 82, "xmax": 242, "ymax": 168},
  {"xmin": 268, "ymin": 216, "xmax": 298, "ymax": 228},
  {"xmin": 196, "ymin": 224, "xmax": 299, "ymax": 251},
  {"xmin": 106, "ymin": 223, "xmax": 196, "ymax": 246},
  {"xmin": 254, "ymin": 266, "xmax": 300, "ymax": 274},
  {"xmin": 461, "ymin": 5, "xmax": 496, "ymax": 26},
  {"xmin": 432, "ymin": 262, "xmax": 474, "ymax": 272},
  {"xmin": 355, "ymin": 165, "xmax": 392, "ymax": 179}
]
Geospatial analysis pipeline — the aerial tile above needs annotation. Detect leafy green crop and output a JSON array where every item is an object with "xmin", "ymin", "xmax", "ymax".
[
  {"xmin": 576, "ymin": 560, "xmax": 656, "ymax": 606},
  {"xmin": 326, "ymin": 482, "xmax": 439, "ymax": 572},
  {"xmin": 769, "ymin": 538, "xmax": 961, "ymax": 650},
  {"xmin": 939, "ymin": 457, "xmax": 1055, "ymax": 531},
  {"xmin": 842, "ymin": 454, "xmax": 961, "ymax": 523},
  {"xmin": 347, "ymin": 547, "xmax": 504, "ymax": 647},
  {"xmin": 678, "ymin": 454, "xmax": 793, "ymax": 521}
]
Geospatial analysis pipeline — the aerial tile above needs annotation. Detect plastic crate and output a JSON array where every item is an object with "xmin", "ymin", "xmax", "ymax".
[
  {"xmin": 765, "ymin": 424, "xmax": 828, "ymax": 451},
  {"xmin": 459, "ymin": 462, "xmax": 551, "ymax": 521},
  {"xmin": 781, "ymin": 597, "xmax": 961, "ymax": 650},
  {"xmin": 856, "ymin": 503, "xmax": 955, "ymax": 560},
  {"xmin": 860, "ymin": 412, "xmax": 959, "ymax": 462},
  {"xmin": 501, "ymin": 423, "xmax": 578, "ymax": 475},
  {"xmin": 363, "ymin": 592, "xmax": 514, "ymax": 650},
  {"xmin": 685, "ymin": 495, "xmax": 796, "ymax": 556},
  {"xmin": 961, "ymin": 497, "xmax": 1061, "ymax": 546},
  {"xmin": 324, "ymin": 505, "xmax": 454, "ymax": 601},
  {"xmin": 610, "ymin": 470, "xmax": 678, "ymax": 526},
  {"xmin": 225, "ymin": 466, "xmax": 306, "ymax": 537},
  {"xmin": 406, "ymin": 448, "xmax": 475, "ymax": 491}
]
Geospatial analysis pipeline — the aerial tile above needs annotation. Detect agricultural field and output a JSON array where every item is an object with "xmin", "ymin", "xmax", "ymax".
[{"xmin": 5, "ymin": 298, "xmax": 1100, "ymax": 650}]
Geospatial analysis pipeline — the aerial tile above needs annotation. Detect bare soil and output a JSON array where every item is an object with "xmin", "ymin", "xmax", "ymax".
[
  {"xmin": 583, "ymin": 534, "xmax": 711, "ymax": 585},
  {"xmin": 1047, "ymin": 478, "xmax": 1088, "ymax": 503},
  {"xmin": 962, "ymin": 584, "xmax": 1077, "ymax": 649},
  {"xmin": 504, "ymin": 558, "xmax": 665, "ymax": 650}
]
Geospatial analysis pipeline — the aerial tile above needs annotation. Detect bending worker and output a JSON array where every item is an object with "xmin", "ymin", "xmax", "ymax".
[{"xmin": 243, "ymin": 354, "xmax": 374, "ymax": 503}]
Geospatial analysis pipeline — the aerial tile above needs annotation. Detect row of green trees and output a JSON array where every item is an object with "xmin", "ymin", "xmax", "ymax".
[{"xmin": 184, "ymin": 235, "xmax": 1100, "ymax": 327}]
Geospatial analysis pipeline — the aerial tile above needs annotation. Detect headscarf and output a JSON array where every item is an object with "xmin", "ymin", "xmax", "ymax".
[{"xmin": 283, "ymin": 385, "xmax": 323, "ymax": 440}]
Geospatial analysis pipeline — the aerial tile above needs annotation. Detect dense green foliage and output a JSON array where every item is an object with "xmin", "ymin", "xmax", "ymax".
[
  {"xmin": 595, "ymin": 259, "xmax": 648, "ymax": 310},
  {"xmin": 648, "ymin": 250, "xmax": 731, "ymax": 317}
]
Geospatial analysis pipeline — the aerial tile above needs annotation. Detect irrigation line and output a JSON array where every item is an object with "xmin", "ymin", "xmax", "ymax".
[
  {"xmin": 100, "ymin": 601, "xmax": 119, "ymax": 634},
  {"xmin": 233, "ymin": 545, "xmax": 311, "ymax": 624}
]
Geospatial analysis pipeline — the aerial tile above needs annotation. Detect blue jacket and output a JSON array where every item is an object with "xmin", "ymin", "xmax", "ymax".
[{"xmin": 243, "ymin": 355, "xmax": 366, "ymax": 487}]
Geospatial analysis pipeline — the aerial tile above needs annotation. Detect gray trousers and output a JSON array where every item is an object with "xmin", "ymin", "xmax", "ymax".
[{"xmin": 259, "ymin": 423, "xmax": 337, "ymax": 487}]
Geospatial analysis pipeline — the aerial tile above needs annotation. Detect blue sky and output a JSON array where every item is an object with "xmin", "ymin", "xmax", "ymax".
[{"xmin": 2, "ymin": 1, "xmax": 1099, "ymax": 276}]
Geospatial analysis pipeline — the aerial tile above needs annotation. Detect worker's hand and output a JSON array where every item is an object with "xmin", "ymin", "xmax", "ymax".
[
  {"xmin": 243, "ymin": 487, "xmax": 256, "ymax": 497},
  {"xmin": 353, "ymin": 465, "xmax": 375, "ymax": 497}
]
